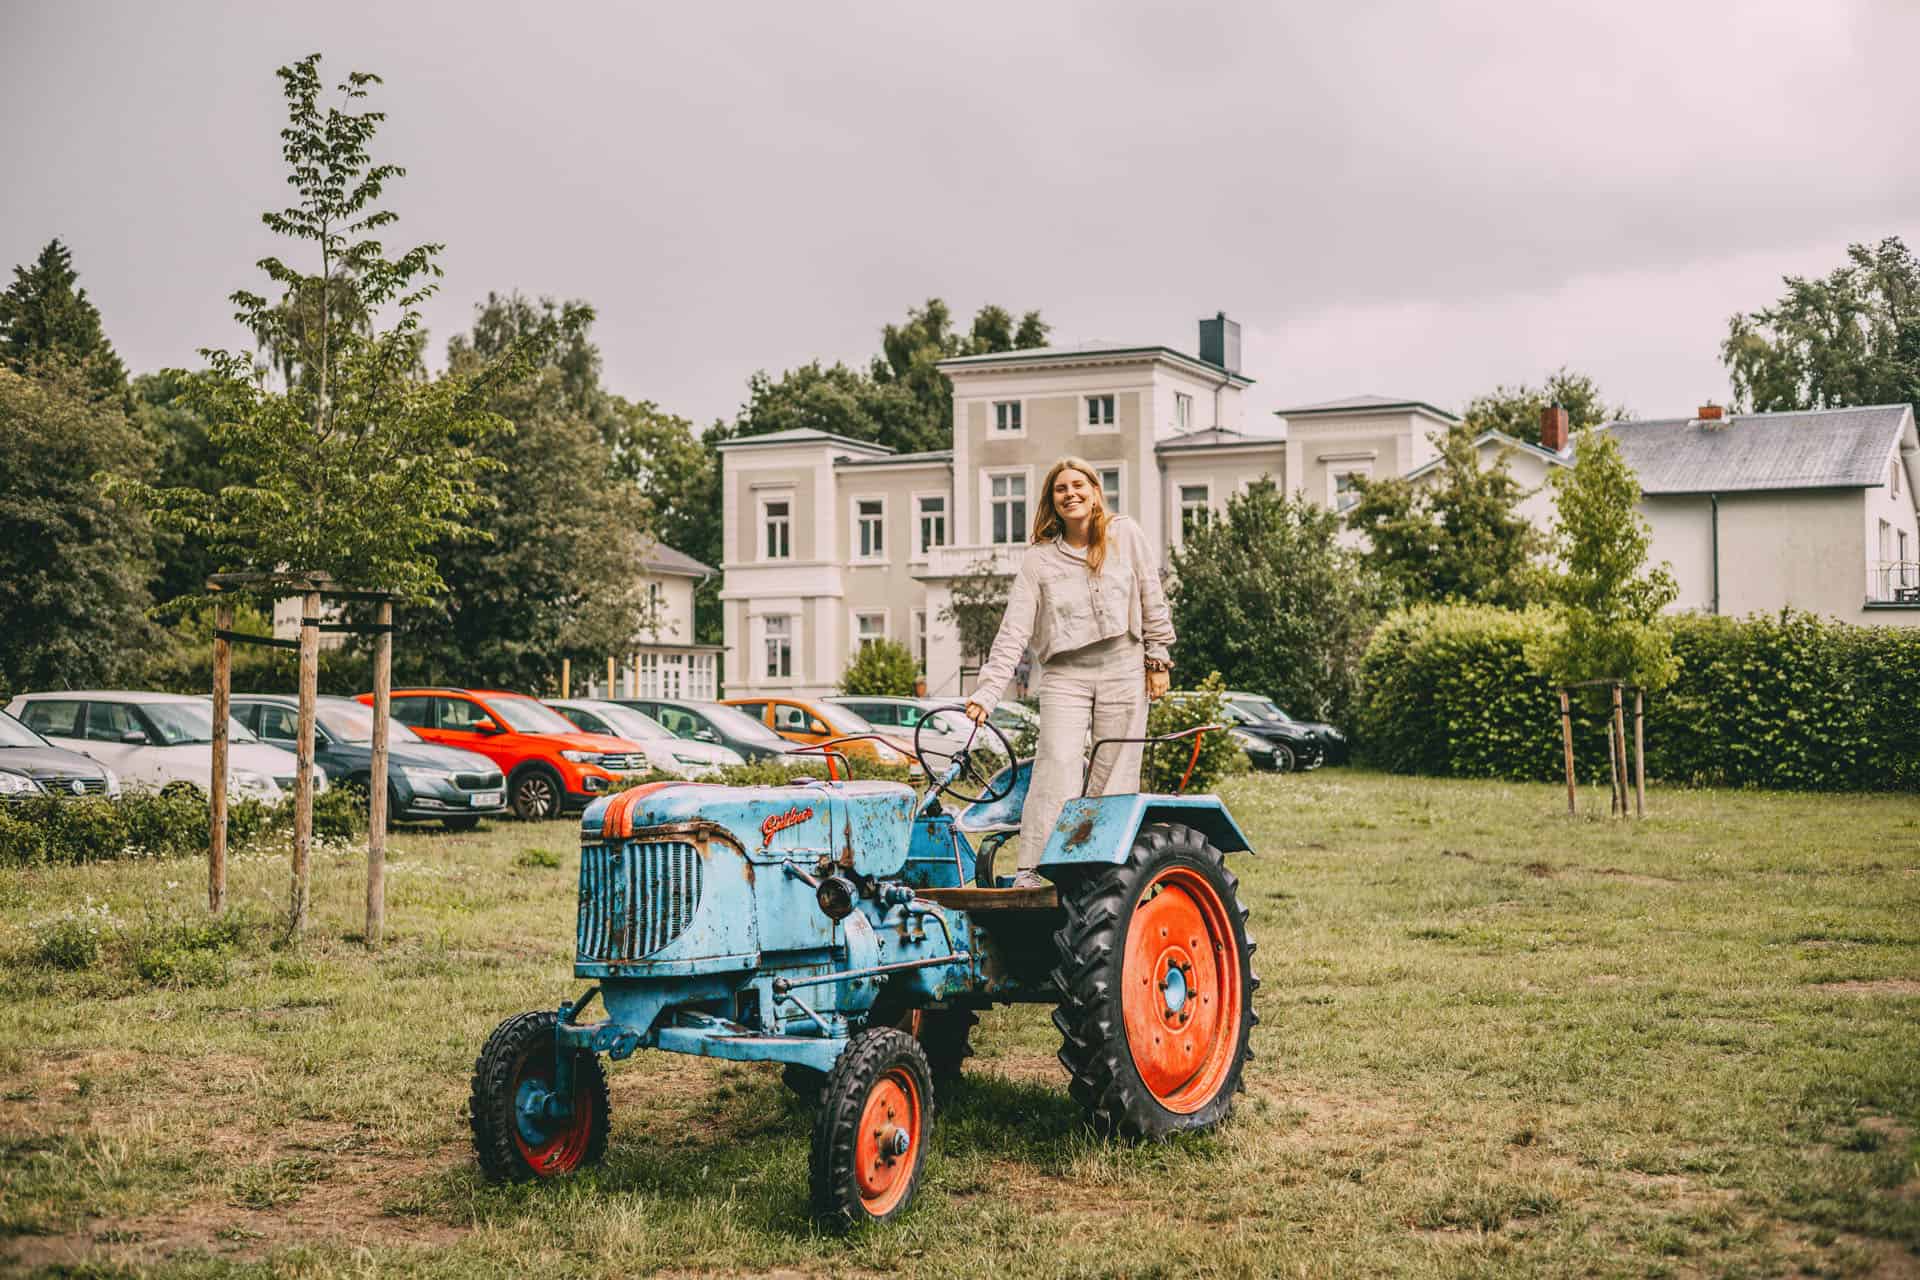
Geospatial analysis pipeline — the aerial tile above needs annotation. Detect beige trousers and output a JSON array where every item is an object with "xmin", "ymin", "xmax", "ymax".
[{"xmin": 1017, "ymin": 635, "xmax": 1147, "ymax": 870}]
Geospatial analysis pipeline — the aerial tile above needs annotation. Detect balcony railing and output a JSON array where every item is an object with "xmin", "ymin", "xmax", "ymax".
[{"xmin": 1868, "ymin": 560, "xmax": 1920, "ymax": 604}]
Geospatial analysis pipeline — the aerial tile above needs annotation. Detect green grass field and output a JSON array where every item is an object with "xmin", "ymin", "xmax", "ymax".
[{"xmin": 1, "ymin": 771, "xmax": 1916, "ymax": 1278}]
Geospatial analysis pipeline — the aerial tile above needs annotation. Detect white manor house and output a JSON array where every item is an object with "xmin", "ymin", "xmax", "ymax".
[{"xmin": 717, "ymin": 313, "xmax": 1920, "ymax": 701}]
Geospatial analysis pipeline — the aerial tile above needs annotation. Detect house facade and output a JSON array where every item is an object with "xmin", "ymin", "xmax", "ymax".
[{"xmin": 580, "ymin": 543, "xmax": 725, "ymax": 700}]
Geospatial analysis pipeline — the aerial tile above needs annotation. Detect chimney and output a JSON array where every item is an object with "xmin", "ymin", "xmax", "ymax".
[
  {"xmin": 1697, "ymin": 403, "xmax": 1724, "ymax": 420},
  {"xmin": 1198, "ymin": 312, "xmax": 1240, "ymax": 374},
  {"xmin": 1539, "ymin": 403, "xmax": 1570, "ymax": 452}
]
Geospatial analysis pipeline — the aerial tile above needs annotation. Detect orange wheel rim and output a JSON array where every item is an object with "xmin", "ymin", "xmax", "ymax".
[
  {"xmin": 852, "ymin": 1066, "xmax": 921, "ymax": 1215},
  {"xmin": 510, "ymin": 1058, "xmax": 595, "ymax": 1177},
  {"xmin": 1120, "ymin": 866, "xmax": 1243, "ymax": 1112}
]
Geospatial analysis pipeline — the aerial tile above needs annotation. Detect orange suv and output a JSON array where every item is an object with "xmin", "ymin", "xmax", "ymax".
[
  {"xmin": 365, "ymin": 688, "xmax": 651, "ymax": 821},
  {"xmin": 720, "ymin": 695, "xmax": 915, "ymax": 767}
]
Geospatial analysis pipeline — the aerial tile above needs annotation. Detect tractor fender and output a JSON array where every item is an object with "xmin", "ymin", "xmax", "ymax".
[{"xmin": 1035, "ymin": 793, "xmax": 1251, "ymax": 872}]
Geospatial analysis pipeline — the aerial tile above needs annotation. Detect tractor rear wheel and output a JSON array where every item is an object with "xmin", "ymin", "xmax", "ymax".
[
  {"xmin": 1051, "ymin": 822, "xmax": 1258, "ymax": 1139},
  {"xmin": 809, "ymin": 1028, "xmax": 933, "ymax": 1229},
  {"xmin": 469, "ymin": 1010, "xmax": 610, "ymax": 1181}
]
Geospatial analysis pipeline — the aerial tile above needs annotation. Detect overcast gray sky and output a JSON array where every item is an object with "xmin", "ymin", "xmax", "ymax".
[{"xmin": 4, "ymin": 1, "xmax": 1917, "ymax": 429}]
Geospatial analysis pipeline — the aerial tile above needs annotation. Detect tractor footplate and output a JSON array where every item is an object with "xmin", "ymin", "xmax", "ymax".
[{"xmin": 914, "ymin": 886, "xmax": 1059, "ymax": 911}]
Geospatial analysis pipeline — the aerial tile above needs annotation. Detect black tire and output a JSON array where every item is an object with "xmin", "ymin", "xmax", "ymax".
[
  {"xmin": 509, "ymin": 765, "xmax": 564, "ymax": 821},
  {"xmin": 469, "ymin": 1010, "xmax": 610, "ymax": 1182},
  {"xmin": 1051, "ymin": 822, "xmax": 1258, "ymax": 1140},
  {"xmin": 809, "ymin": 1028, "xmax": 933, "ymax": 1229},
  {"xmin": 442, "ymin": 815, "xmax": 481, "ymax": 832},
  {"xmin": 1271, "ymin": 743, "xmax": 1296, "ymax": 773}
]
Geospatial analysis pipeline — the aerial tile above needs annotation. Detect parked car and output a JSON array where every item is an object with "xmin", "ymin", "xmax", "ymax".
[
  {"xmin": 544, "ymin": 699, "xmax": 744, "ymax": 779},
  {"xmin": 6, "ymin": 691, "xmax": 324, "ymax": 801},
  {"xmin": 1222, "ymin": 690, "xmax": 1349, "ymax": 765},
  {"xmin": 825, "ymin": 695, "xmax": 1000, "ymax": 763},
  {"xmin": 720, "ymin": 696, "xmax": 915, "ymax": 767},
  {"xmin": 0, "ymin": 709, "xmax": 121, "ymax": 800},
  {"xmin": 366, "ymin": 688, "xmax": 648, "ymax": 821},
  {"xmin": 612, "ymin": 698, "xmax": 813, "ymax": 765},
  {"xmin": 1165, "ymin": 690, "xmax": 1321, "ymax": 773},
  {"xmin": 232, "ymin": 694, "xmax": 507, "ymax": 830}
]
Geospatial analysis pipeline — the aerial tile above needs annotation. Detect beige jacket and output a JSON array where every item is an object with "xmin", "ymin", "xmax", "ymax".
[{"xmin": 969, "ymin": 516, "xmax": 1175, "ymax": 713}]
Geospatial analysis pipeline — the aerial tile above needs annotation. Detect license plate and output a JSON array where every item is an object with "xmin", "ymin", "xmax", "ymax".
[{"xmin": 471, "ymin": 791, "xmax": 504, "ymax": 807}]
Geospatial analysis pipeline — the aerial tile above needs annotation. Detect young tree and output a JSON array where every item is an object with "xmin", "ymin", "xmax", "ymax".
[
  {"xmin": 1463, "ymin": 367, "xmax": 1625, "ymax": 445},
  {"xmin": 840, "ymin": 639, "xmax": 919, "ymax": 697},
  {"xmin": 120, "ymin": 55, "xmax": 543, "ymax": 602},
  {"xmin": 1169, "ymin": 482, "xmax": 1393, "ymax": 725},
  {"xmin": 1534, "ymin": 430, "xmax": 1678, "ymax": 690},
  {"xmin": 1346, "ymin": 421, "xmax": 1545, "ymax": 607},
  {"xmin": 0, "ymin": 238, "xmax": 128, "ymax": 401},
  {"xmin": 0, "ymin": 367, "xmax": 156, "ymax": 697},
  {"xmin": 939, "ymin": 558, "xmax": 1012, "ymax": 669},
  {"xmin": 1723, "ymin": 236, "xmax": 1920, "ymax": 415}
]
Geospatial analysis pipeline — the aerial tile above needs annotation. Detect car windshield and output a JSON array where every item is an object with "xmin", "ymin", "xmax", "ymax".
[
  {"xmin": 570, "ymin": 703, "xmax": 673, "ymax": 741},
  {"xmin": 690, "ymin": 703, "xmax": 788, "ymax": 745},
  {"xmin": 1231, "ymin": 697, "xmax": 1290, "ymax": 724},
  {"xmin": 146, "ymin": 701, "xmax": 258, "ymax": 746},
  {"xmin": 0, "ymin": 712, "xmax": 47, "ymax": 749},
  {"xmin": 487, "ymin": 696, "xmax": 581, "ymax": 734},
  {"xmin": 316, "ymin": 705, "xmax": 422, "ymax": 745}
]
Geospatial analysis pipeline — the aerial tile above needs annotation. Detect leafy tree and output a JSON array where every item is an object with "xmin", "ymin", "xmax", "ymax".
[
  {"xmin": 134, "ymin": 371, "xmax": 233, "ymax": 611},
  {"xmin": 1463, "ymin": 367, "xmax": 1625, "ymax": 445},
  {"xmin": 840, "ymin": 639, "xmax": 919, "ymax": 697},
  {"xmin": 1169, "ymin": 481, "xmax": 1393, "ymax": 725},
  {"xmin": 605, "ymin": 397, "xmax": 725, "ymax": 643},
  {"xmin": 871, "ymin": 298, "xmax": 1049, "ymax": 441},
  {"xmin": 398, "ymin": 294, "xmax": 653, "ymax": 691},
  {"xmin": 1346, "ymin": 421, "xmax": 1545, "ymax": 608},
  {"xmin": 1723, "ymin": 236, "xmax": 1920, "ymax": 414},
  {"xmin": 939, "ymin": 558, "xmax": 1012, "ymax": 668},
  {"xmin": 1533, "ymin": 430, "xmax": 1678, "ymax": 689},
  {"xmin": 117, "ymin": 55, "xmax": 541, "ymax": 603},
  {"xmin": 0, "ymin": 366, "xmax": 155, "ymax": 696},
  {"xmin": 0, "ymin": 238, "xmax": 128, "ymax": 401}
]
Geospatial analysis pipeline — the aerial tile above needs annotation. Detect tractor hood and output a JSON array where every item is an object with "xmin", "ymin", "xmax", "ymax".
[{"xmin": 583, "ymin": 779, "xmax": 919, "ymax": 878}]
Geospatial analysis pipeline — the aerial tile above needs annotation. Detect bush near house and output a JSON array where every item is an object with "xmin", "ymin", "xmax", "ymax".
[
  {"xmin": 1144, "ymin": 673, "xmax": 1249, "ymax": 794},
  {"xmin": 1356, "ymin": 605, "xmax": 1920, "ymax": 791},
  {"xmin": 838, "ymin": 638, "xmax": 920, "ymax": 697}
]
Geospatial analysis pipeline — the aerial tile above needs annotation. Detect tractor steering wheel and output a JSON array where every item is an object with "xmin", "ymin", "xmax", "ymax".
[{"xmin": 914, "ymin": 704, "xmax": 1016, "ymax": 806}]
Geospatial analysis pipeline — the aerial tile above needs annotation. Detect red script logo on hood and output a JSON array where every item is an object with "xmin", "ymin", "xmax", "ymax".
[{"xmin": 761, "ymin": 804, "xmax": 814, "ymax": 845}]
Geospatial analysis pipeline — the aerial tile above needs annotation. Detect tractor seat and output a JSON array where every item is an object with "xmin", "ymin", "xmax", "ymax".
[{"xmin": 954, "ymin": 758, "xmax": 1032, "ymax": 835}]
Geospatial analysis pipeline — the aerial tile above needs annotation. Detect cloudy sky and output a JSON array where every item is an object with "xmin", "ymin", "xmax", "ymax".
[{"xmin": 4, "ymin": 1, "xmax": 1917, "ymax": 429}]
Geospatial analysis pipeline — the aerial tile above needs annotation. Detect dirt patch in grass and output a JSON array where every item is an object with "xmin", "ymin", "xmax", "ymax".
[
  {"xmin": 1815, "ymin": 979, "xmax": 1920, "ymax": 996},
  {"xmin": 1593, "ymin": 867, "xmax": 1680, "ymax": 887}
]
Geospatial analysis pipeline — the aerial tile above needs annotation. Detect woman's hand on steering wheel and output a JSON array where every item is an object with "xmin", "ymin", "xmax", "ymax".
[{"xmin": 964, "ymin": 700, "xmax": 988, "ymax": 725}]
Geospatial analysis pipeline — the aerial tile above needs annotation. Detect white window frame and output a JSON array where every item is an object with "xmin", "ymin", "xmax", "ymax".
[
  {"xmin": 1329, "ymin": 464, "xmax": 1372, "ymax": 513},
  {"xmin": 1082, "ymin": 393, "xmax": 1118, "ymax": 434},
  {"xmin": 991, "ymin": 399, "xmax": 1025, "ymax": 437},
  {"xmin": 758, "ymin": 491, "xmax": 794, "ymax": 563},
  {"xmin": 763, "ymin": 614, "xmax": 794, "ymax": 681},
  {"xmin": 1894, "ymin": 459, "xmax": 1903, "ymax": 499},
  {"xmin": 1177, "ymin": 481, "xmax": 1212, "ymax": 546},
  {"xmin": 853, "ymin": 610, "xmax": 889, "ymax": 655},
  {"xmin": 851, "ymin": 494, "xmax": 887, "ymax": 563},
  {"xmin": 911, "ymin": 608, "xmax": 928, "ymax": 671},
  {"xmin": 983, "ymin": 467, "xmax": 1032, "ymax": 546},
  {"xmin": 1174, "ymin": 392, "xmax": 1192, "ymax": 433},
  {"xmin": 1096, "ymin": 465, "xmax": 1123, "ymax": 516},
  {"xmin": 914, "ymin": 491, "xmax": 948, "ymax": 559}
]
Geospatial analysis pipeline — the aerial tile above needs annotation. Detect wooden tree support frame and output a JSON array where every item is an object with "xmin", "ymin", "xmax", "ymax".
[
  {"xmin": 204, "ymin": 572, "xmax": 401, "ymax": 945},
  {"xmin": 1557, "ymin": 679, "xmax": 1647, "ymax": 820}
]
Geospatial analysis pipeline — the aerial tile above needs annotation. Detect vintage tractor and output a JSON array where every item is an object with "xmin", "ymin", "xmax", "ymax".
[{"xmin": 469, "ymin": 708, "xmax": 1259, "ymax": 1227}]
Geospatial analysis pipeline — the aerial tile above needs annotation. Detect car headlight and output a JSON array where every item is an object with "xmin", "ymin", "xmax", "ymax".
[
  {"xmin": 103, "ymin": 767, "xmax": 122, "ymax": 798},
  {"xmin": 401, "ymin": 766, "xmax": 456, "ymax": 787},
  {"xmin": 560, "ymin": 750, "xmax": 599, "ymax": 764},
  {"xmin": 0, "ymin": 770, "xmax": 42, "ymax": 796},
  {"xmin": 232, "ymin": 769, "xmax": 275, "ymax": 794},
  {"xmin": 672, "ymin": 752, "xmax": 706, "ymax": 766}
]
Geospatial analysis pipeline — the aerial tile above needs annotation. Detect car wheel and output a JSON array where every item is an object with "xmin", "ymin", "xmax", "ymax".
[
  {"xmin": 1272, "ymin": 743, "xmax": 1296, "ymax": 773},
  {"xmin": 510, "ymin": 765, "xmax": 564, "ymax": 821}
]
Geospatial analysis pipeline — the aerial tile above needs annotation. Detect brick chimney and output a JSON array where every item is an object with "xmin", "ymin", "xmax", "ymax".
[
  {"xmin": 1696, "ymin": 403, "xmax": 1724, "ymax": 420},
  {"xmin": 1539, "ymin": 403, "xmax": 1570, "ymax": 452}
]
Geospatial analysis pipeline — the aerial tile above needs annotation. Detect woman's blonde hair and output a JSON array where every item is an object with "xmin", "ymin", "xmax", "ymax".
[{"xmin": 1032, "ymin": 455, "xmax": 1113, "ymax": 573}]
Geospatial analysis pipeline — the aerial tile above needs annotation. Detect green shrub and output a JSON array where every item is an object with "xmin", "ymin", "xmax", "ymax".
[
  {"xmin": 838, "ymin": 639, "xmax": 920, "ymax": 697},
  {"xmin": 515, "ymin": 847, "xmax": 563, "ymax": 870},
  {"xmin": 310, "ymin": 785, "xmax": 368, "ymax": 841},
  {"xmin": 1357, "ymin": 604, "xmax": 1920, "ymax": 791},
  {"xmin": 128, "ymin": 912, "xmax": 247, "ymax": 988},
  {"xmin": 1147, "ymin": 673, "xmax": 1248, "ymax": 794},
  {"xmin": 29, "ymin": 899, "xmax": 120, "ymax": 971}
]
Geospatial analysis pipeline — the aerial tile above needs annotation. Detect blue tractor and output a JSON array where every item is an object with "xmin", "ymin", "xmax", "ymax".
[{"xmin": 469, "ymin": 709, "xmax": 1259, "ymax": 1227}]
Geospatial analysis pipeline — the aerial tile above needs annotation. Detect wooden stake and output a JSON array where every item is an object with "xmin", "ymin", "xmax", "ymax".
[
  {"xmin": 210, "ymin": 601, "xmax": 232, "ymax": 914},
  {"xmin": 1633, "ymin": 688, "xmax": 1646, "ymax": 818},
  {"xmin": 1612, "ymin": 683, "xmax": 1630, "ymax": 820},
  {"xmin": 1557, "ymin": 688, "xmax": 1576, "ymax": 816},
  {"xmin": 607, "ymin": 655, "xmax": 615, "ymax": 699},
  {"xmin": 367, "ymin": 600, "xmax": 392, "ymax": 947},
  {"xmin": 631, "ymin": 653, "xmax": 640, "ymax": 699},
  {"xmin": 290, "ymin": 590, "xmax": 319, "ymax": 940},
  {"xmin": 1605, "ymin": 720, "xmax": 1621, "ymax": 816},
  {"xmin": 562, "ymin": 657, "xmax": 571, "ymax": 699}
]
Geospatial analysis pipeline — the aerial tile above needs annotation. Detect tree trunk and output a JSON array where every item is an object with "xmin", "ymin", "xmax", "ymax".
[
  {"xmin": 210, "ymin": 602, "xmax": 232, "ymax": 914},
  {"xmin": 289, "ymin": 591, "xmax": 319, "ymax": 940},
  {"xmin": 366, "ymin": 601, "xmax": 392, "ymax": 946},
  {"xmin": 1557, "ymin": 688, "xmax": 1576, "ymax": 816}
]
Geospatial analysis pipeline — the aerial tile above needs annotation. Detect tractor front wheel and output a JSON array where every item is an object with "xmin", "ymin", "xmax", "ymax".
[
  {"xmin": 469, "ymin": 1010, "xmax": 610, "ymax": 1181},
  {"xmin": 1052, "ymin": 822, "xmax": 1258, "ymax": 1139},
  {"xmin": 809, "ymin": 1028, "xmax": 933, "ymax": 1228}
]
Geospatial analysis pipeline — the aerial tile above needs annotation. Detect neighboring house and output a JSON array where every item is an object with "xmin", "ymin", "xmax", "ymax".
[{"xmin": 583, "ymin": 542, "xmax": 725, "ymax": 701}]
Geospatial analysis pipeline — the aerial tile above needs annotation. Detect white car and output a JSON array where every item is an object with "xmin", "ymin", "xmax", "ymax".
[
  {"xmin": 824, "ymin": 696, "xmax": 1012, "ymax": 765},
  {"xmin": 544, "ymin": 699, "xmax": 745, "ymax": 779},
  {"xmin": 7, "ymin": 691, "xmax": 326, "ymax": 803}
]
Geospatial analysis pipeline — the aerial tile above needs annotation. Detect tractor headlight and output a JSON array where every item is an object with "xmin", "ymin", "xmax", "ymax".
[{"xmin": 816, "ymin": 874, "xmax": 857, "ymax": 921}]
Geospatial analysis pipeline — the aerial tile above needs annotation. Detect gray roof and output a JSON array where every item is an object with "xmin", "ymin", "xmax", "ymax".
[
  {"xmin": 936, "ymin": 341, "xmax": 1254, "ymax": 386},
  {"xmin": 1596, "ymin": 404, "xmax": 1912, "ymax": 494},
  {"xmin": 1155, "ymin": 427, "xmax": 1287, "ymax": 452},
  {"xmin": 639, "ymin": 542, "xmax": 717, "ymax": 578},
  {"xmin": 712, "ymin": 428, "xmax": 893, "ymax": 454},
  {"xmin": 1277, "ymin": 394, "xmax": 1459, "ymax": 421},
  {"xmin": 836, "ymin": 449, "xmax": 954, "ymax": 468}
]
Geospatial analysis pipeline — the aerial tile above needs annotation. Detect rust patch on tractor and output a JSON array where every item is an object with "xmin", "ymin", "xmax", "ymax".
[{"xmin": 1066, "ymin": 814, "xmax": 1098, "ymax": 850}]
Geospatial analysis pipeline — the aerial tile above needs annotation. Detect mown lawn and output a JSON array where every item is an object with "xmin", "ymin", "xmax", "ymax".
[{"xmin": 1, "ymin": 770, "xmax": 1916, "ymax": 1278}]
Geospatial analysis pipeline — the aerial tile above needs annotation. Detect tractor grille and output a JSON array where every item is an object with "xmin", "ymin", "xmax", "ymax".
[{"xmin": 577, "ymin": 838, "xmax": 704, "ymax": 961}]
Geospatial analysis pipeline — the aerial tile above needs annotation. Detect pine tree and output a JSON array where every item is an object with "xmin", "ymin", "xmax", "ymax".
[{"xmin": 0, "ymin": 238, "xmax": 128, "ymax": 400}]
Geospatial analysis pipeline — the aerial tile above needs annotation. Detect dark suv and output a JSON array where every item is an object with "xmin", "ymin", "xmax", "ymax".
[{"xmin": 614, "ymin": 698, "xmax": 805, "ymax": 764}]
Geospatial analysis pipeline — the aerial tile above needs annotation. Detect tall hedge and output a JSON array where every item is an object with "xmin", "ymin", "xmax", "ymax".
[{"xmin": 1356, "ymin": 605, "xmax": 1920, "ymax": 792}]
